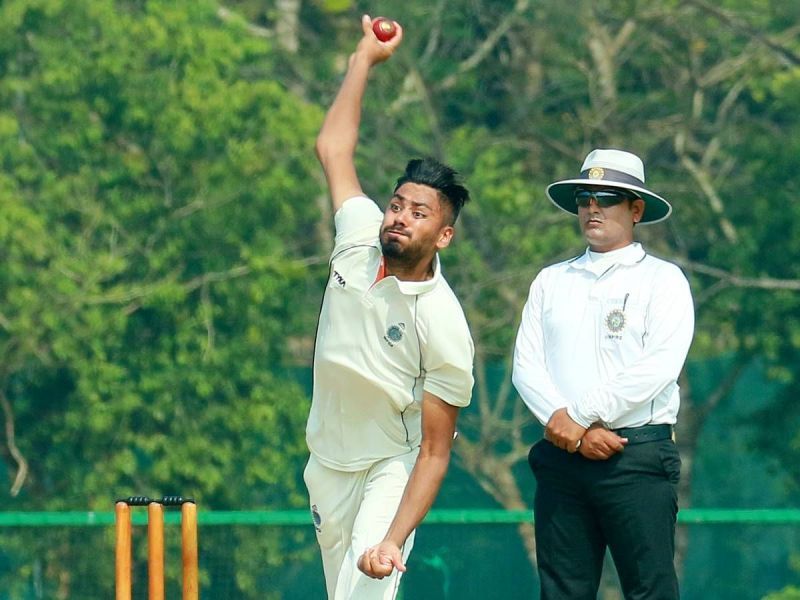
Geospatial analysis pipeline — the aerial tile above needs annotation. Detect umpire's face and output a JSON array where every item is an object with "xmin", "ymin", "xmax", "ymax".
[
  {"xmin": 380, "ymin": 182, "xmax": 454, "ymax": 265},
  {"xmin": 578, "ymin": 187, "xmax": 645, "ymax": 253}
]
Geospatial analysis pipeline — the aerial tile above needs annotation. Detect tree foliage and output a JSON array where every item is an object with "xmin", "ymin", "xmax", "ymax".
[{"xmin": 1, "ymin": 0, "xmax": 324, "ymax": 595}]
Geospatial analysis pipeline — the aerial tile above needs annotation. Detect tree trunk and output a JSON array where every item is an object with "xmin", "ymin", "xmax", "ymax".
[{"xmin": 275, "ymin": 0, "xmax": 300, "ymax": 53}]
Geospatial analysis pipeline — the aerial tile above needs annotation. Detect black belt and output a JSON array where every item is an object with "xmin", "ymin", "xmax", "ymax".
[{"xmin": 611, "ymin": 424, "xmax": 673, "ymax": 445}]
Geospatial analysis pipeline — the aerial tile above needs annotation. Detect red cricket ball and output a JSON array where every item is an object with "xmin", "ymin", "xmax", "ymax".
[{"xmin": 372, "ymin": 17, "xmax": 397, "ymax": 42}]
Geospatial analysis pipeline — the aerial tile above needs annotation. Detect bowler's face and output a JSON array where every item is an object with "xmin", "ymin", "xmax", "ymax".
[
  {"xmin": 577, "ymin": 187, "xmax": 644, "ymax": 253},
  {"xmin": 380, "ymin": 182, "xmax": 453, "ymax": 264}
]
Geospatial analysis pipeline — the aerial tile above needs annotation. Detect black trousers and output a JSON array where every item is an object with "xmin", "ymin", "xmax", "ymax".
[{"xmin": 529, "ymin": 438, "xmax": 681, "ymax": 600}]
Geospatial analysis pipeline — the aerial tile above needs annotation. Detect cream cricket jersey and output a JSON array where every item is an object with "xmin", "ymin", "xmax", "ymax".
[
  {"xmin": 512, "ymin": 243, "xmax": 694, "ymax": 430},
  {"xmin": 307, "ymin": 196, "xmax": 474, "ymax": 471}
]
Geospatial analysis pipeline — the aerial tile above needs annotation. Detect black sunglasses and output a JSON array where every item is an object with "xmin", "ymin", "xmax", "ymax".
[{"xmin": 574, "ymin": 188, "xmax": 636, "ymax": 208}]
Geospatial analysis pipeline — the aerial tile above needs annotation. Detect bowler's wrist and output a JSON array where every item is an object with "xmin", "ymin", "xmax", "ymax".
[
  {"xmin": 348, "ymin": 51, "xmax": 371, "ymax": 69},
  {"xmin": 383, "ymin": 529, "xmax": 407, "ymax": 549}
]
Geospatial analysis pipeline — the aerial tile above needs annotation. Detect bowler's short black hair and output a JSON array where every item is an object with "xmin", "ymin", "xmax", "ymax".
[{"xmin": 394, "ymin": 158, "xmax": 470, "ymax": 225}]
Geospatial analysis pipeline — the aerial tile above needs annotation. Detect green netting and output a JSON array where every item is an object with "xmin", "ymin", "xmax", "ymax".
[{"xmin": 0, "ymin": 510, "xmax": 799, "ymax": 599}]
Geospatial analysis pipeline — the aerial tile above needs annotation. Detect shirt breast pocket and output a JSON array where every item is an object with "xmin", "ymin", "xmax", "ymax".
[{"xmin": 600, "ymin": 298, "xmax": 647, "ymax": 350}]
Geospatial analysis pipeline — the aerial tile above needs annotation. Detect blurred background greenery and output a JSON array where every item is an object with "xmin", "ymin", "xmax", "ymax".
[{"xmin": 1, "ymin": 0, "xmax": 800, "ymax": 597}]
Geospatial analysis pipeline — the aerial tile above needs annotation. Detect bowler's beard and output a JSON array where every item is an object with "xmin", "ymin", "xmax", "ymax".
[{"xmin": 380, "ymin": 230, "xmax": 426, "ymax": 267}]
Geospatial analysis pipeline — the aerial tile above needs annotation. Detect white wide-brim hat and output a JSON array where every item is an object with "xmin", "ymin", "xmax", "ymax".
[{"xmin": 546, "ymin": 148, "xmax": 672, "ymax": 224}]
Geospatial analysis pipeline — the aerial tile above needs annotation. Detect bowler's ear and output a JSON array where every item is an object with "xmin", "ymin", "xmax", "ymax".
[
  {"xmin": 631, "ymin": 198, "xmax": 645, "ymax": 224},
  {"xmin": 436, "ymin": 226, "xmax": 455, "ymax": 249}
]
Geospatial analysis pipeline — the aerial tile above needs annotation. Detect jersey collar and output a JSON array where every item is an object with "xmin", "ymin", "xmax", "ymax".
[
  {"xmin": 392, "ymin": 254, "xmax": 442, "ymax": 295},
  {"xmin": 569, "ymin": 242, "xmax": 645, "ymax": 274}
]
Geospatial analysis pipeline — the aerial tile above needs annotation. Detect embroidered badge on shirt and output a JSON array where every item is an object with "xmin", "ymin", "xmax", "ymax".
[
  {"xmin": 384, "ymin": 322, "xmax": 406, "ymax": 347},
  {"xmin": 605, "ymin": 308, "xmax": 626, "ymax": 338}
]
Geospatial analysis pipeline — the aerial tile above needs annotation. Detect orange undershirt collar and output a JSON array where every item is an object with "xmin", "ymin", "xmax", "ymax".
[{"xmin": 374, "ymin": 256, "xmax": 388, "ymax": 284}]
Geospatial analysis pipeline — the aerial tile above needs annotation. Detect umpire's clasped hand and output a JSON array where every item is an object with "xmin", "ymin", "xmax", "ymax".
[{"xmin": 545, "ymin": 408, "xmax": 587, "ymax": 453}]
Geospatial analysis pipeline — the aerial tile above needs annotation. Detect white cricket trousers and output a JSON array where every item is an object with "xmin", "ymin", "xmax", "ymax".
[{"xmin": 304, "ymin": 449, "xmax": 419, "ymax": 599}]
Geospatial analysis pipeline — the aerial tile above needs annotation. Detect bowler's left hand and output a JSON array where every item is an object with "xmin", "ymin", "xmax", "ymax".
[{"xmin": 357, "ymin": 541, "xmax": 406, "ymax": 579}]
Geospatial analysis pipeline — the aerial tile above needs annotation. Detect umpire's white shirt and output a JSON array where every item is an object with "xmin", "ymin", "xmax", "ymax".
[
  {"xmin": 307, "ymin": 196, "xmax": 474, "ymax": 471},
  {"xmin": 512, "ymin": 243, "xmax": 694, "ymax": 429}
]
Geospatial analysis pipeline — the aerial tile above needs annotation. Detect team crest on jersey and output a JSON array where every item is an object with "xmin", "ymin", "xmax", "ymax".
[
  {"xmin": 605, "ymin": 308, "xmax": 626, "ymax": 335},
  {"xmin": 311, "ymin": 504, "xmax": 322, "ymax": 533},
  {"xmin": 383, "ymin": 322, "xmax": 406, "ymax": 347}
]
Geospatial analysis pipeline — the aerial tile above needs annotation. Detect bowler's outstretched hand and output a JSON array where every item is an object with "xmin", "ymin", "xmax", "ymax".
[{"xmin": 356, "ymin": 15, "xmax": 403, "ymax": 66}]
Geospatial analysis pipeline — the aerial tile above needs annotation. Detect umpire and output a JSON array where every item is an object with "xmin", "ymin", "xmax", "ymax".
[{"xmin": 512, "ymin": 149, "xmax": 695, "ymax": 599}]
